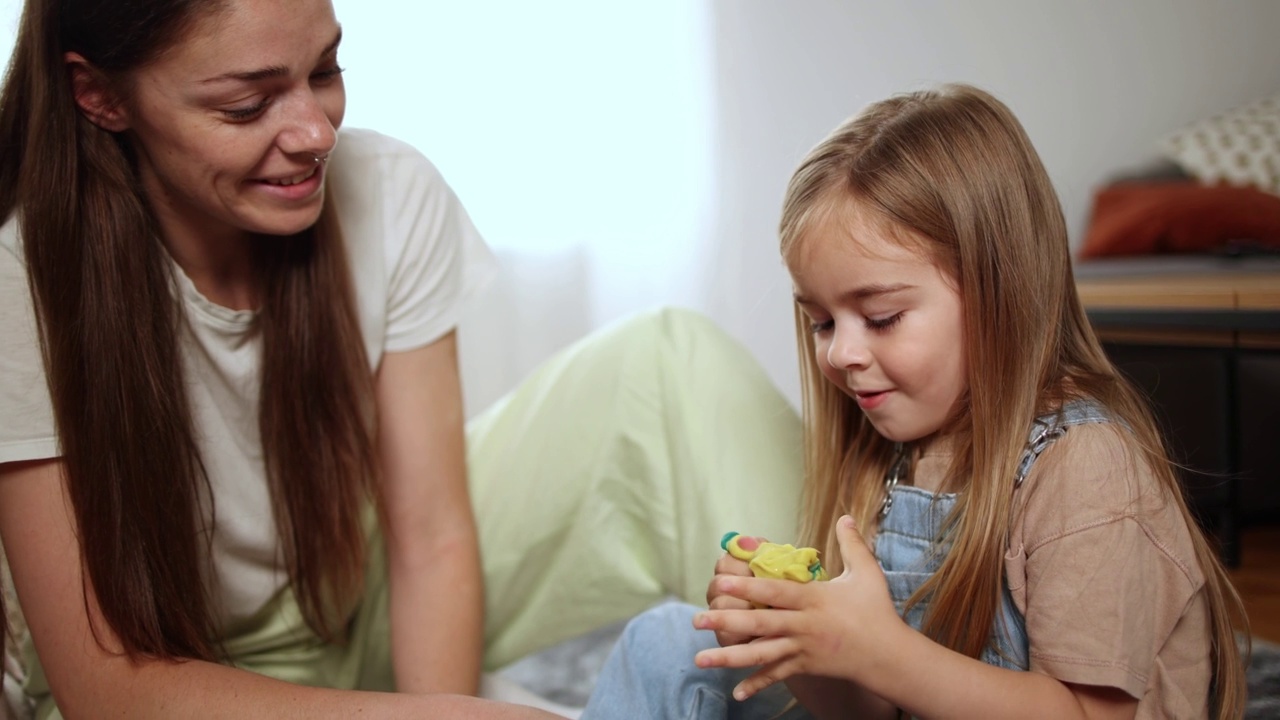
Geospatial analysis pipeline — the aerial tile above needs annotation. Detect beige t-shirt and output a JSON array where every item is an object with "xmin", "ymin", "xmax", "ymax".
[
  {"xmin": 913, "ymin": 422, "xmax": 1211, "ymax": 718},
  {"xmin": 0, "ymin": 128, "xmax": 497, "ymax": 630}
]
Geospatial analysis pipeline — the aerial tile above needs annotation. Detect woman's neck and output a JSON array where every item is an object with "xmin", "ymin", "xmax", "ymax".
[
  {"xmin": 142, "ymin": 172, "xmax": 259, "ymax": 311},
  {"xmin": 163, "ymin": 231, "xmax": 258, "ymax": 311}
]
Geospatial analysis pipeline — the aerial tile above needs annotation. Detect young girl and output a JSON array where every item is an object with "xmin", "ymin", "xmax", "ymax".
[
  {"xmin": 582, "ymin": 84, "xmax": 1249, "ymax": 719},
  {"xmin": 0, "ymin": 0, "xmax": 805, "ymax": 717}
]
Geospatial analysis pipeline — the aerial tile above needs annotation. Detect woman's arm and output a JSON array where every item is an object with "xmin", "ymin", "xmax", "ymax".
[
  {"xmin": 374, "ymin": 330, "xmax": 484, "ymax": 695},
  {"xmin": 695, "ymin": 517, "xmax": 1138, "ymax": 720},
  {"xmin": 0, "ymin": 459, "xmax": 548, "ymax": 719}
]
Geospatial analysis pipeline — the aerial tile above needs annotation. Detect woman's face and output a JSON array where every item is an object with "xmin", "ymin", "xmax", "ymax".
[{"xmin": 119, "ymin": 0, "xmax": 346, "ymax": 247}]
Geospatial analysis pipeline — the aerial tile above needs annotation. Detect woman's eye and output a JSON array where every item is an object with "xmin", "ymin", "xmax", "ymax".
[
  {"xmin": 222, "ymin": 99, "xmax": 270, "ymax": 121},
  {"xmin": 312, "ymin": 65, "xmax": 346, "ymax": 83},
  {"xmin": 866, "ymin": 313, "xmax": 903, "ymax": 331}
]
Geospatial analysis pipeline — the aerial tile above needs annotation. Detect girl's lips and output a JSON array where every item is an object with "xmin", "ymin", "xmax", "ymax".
[{"xmin": 854, "ymin": 389, "xmax": 891, "ymax": 410}]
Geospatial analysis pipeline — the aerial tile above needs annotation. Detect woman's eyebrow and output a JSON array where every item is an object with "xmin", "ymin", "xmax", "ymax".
[
  {"xmin": 201, "ymin": 29, "xmax": 342, "ymax": 84},
  {"xmin": 319, "ymin": 28, "xmax": 343, "ymax": 59}
]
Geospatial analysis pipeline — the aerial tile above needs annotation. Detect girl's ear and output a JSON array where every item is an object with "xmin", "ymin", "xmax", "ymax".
[{"xmin": 65, "ymin": 52, "xmax": 129, "ymax": 132}]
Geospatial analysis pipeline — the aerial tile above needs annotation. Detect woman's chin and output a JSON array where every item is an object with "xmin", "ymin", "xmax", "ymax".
[{"xmin": 249, "ymin": 207, "xmax": 326, "ymax": 238}]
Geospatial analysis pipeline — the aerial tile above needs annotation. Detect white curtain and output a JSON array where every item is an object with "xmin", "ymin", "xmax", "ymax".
[
  {"xmin": 0, "ymin": 1, "xmax": 718, "ymax": 420},
  {"xmin": 334, "ymin": 0, "xmax": 716, "ymax": 416}
]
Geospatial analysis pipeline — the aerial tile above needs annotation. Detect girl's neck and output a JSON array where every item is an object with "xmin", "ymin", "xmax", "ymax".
[
  {"xmin": 905, "ymin": 433, "xmax": 960, "ymax": 493},
  {"xmin": 913, "ymin": 431, "xmax": 958, "ymax": 459}
]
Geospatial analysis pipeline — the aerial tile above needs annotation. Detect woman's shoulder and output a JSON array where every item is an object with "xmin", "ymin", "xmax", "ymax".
[
  {"xmin": 1, "ymin": 212, "xmax": 19, "ymax": 259},
  {"xmin": 1, "ymin": 213, "xmax": 29, "ymax": 300},
  {"xmin": 331, "ymin": 127, "xmax": 445, "ymax": 182},
  {"xmin": 327, "ymin": 128, "xmax": 459, "ymax": 236}
]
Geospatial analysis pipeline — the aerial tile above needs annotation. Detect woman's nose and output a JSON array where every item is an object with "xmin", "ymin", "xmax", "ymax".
[{"xmin": 278, "ymin": 92, "xmax": 338, "ymax": 159}]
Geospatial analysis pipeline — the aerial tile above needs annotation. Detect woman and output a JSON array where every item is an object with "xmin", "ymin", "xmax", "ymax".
[{"xmin": 0, "ymin": 0, "xmax": 806, "ymax": 716}]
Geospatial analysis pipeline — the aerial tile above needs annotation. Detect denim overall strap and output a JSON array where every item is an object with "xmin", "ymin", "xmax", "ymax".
[
  {"xmin": 875, "ymin": 398, "xmax": 1113, "ymax": 673},
  {"xmin": 1015, "ymin": 399, "xmax": 1113, "ymax": 486}
]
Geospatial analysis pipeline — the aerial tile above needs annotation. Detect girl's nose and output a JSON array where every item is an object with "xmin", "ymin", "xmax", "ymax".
[{"xmin": 826, "ymin": 324, "xmax": 870, "ymax": 370}]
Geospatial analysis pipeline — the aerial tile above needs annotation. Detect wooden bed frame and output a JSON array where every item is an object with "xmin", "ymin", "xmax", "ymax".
[{"xmin": 1075, "ymin": 260, "xmax": 1280, "ymax": 567}]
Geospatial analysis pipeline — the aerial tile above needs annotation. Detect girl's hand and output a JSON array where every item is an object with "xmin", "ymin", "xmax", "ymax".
[
  {"xmin": 704, "ymin": 535, "xmax": 766, "ymax": 647},
  {"xmin": 691, "ymin": 516, "xmax": 905, "ymax": 700}
]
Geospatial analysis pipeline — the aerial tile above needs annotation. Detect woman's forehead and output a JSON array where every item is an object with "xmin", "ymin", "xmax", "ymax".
[{"xmin": 143, "ymin": 0, "xmax": 339, "ymax": 80}]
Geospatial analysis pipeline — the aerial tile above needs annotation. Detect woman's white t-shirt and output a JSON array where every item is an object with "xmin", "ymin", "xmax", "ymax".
[{"xmin": 0, "ymin": 128, "xmax": 496, "ymax": 628}]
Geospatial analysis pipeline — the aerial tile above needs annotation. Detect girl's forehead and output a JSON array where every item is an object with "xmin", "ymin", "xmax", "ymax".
[{"xmin": 787, "ymin": 198, "xmax": 932, "ymax": 269}]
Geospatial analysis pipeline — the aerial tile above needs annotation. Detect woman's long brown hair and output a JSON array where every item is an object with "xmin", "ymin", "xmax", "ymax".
[
  {"xmin": 0, "ymin": 0, "xmax": 377, "ymax": 659},
  {"xmin": 780, "ymin": 84, "xmax": 1248, "ymax": 718}
]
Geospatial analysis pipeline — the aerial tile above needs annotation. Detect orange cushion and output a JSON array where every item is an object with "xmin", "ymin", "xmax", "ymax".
[{"xmin": 1078, "ymin": 182, "xmax": 1280, "ymax": 259}]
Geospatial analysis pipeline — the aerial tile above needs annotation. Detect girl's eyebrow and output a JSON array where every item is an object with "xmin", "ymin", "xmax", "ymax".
[
  {"xmin": 200, "ymin": 28, "xmax": 343, "ymax": 84},
  {"xmin": 794, "ymin": 282, "xmax": 914, "ymax": 305}
]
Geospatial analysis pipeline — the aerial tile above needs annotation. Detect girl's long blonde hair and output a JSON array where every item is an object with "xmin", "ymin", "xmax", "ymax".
[{"xmin": 781, "ymin": 84, "xmax": 1247, "ymax": 718}]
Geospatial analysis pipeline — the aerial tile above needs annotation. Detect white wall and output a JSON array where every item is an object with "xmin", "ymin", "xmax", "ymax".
[
  {"xmin": 5, "ymin": 1, "xmax": 1279, "ymax": 411},
  {"xmin": 702, "ymin": 0, "xmax": 1280, "ymax": 406}
]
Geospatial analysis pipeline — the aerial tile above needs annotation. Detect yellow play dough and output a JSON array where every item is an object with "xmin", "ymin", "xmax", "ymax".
[{"xmin": 721, "ymin": 532, "xmax": 829, "ymax": 583}]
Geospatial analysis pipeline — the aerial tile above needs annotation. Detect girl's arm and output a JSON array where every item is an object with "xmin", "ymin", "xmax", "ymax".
[
  {"xmin": 694, "ymin": 517, "xmax": 1138, "ymax": 720},
  {"xmin": 0, "ymin": 459, "xmax": 551, "ymax": 719},
  {"xmin": 374, "ymin": 330, "xmax": 484, "ymax": 695},
  {"xmin": 784, "ymin": 675, "xmax": 897, "ymax": 720}
]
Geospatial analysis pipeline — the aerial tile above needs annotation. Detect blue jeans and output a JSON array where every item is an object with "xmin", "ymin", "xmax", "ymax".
[
  {"xmin": 581, "ymin": 402, "xmax": 1110, "ymax": 718},
  {"xmin": 581, "ymin": 602, "xmax": 813, "ymax": 720}
]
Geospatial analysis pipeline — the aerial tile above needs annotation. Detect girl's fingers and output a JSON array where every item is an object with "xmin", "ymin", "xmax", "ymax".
[
  {"xmin": 733, "ymin": 657, "xmax": 802, "ymax": 701},
  {"xmin": 708, "ymin": 593, "xmax": 754, "ymax": 612},
  {"xmin": 713, "ymin": 554, "xmax": 754, "ymax": 577},
  {"xmin": 711, "ymin": 574, "xmax": 808, "ymax": 610},
  {"xmin": 706, "ymin": 595, "xmax": 756, "ymax": 647},
  {"xmin": 693, "ymin": 606, "xmax": 803, "ymax": 641},
  {"xmin": 835, "ymin": 514, "xmax": 875, "ymax": 576},
  {"xmin": 694, "ymin": 634, "xmax": 797, "ymax": 670}
]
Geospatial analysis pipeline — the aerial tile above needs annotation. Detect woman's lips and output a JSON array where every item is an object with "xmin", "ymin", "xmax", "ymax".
[{"xmin": 253, "ymin": 164, "xmax": 324, "ymax": 200}]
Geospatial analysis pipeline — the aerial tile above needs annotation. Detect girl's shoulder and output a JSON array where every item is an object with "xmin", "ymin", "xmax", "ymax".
[
  {"xmin": 1013, "ymin": 419, "xmax": 1196, "ymax": 567},
  {"xmin": 1023, "ymin": 419, "xmax": 1147, "ymax": 503}
]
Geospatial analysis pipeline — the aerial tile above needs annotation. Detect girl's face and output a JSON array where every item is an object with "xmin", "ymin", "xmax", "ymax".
[
  {"xmin": 116, "ymin": 0, "xmax": 345, "ymax": 247},
  {"xmin": 789, "ymin": 204, "xmax": 967, "ymax": 446}
]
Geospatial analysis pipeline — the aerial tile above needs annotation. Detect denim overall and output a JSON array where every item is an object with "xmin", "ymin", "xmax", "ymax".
[{"xmin": 581, "ymin": 400, "xmax": 1112, "ymax": 720}]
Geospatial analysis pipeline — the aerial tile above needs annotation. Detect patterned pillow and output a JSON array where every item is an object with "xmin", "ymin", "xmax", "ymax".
[{"xmin": 1159, "ymin": 94, "xmax": 1280, "ymax": 194}]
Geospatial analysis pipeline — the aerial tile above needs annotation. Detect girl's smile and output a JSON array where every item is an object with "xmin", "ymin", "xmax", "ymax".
[{"xmin": 853, "ymin": 388, "xmax": 892, "ymax": 410}]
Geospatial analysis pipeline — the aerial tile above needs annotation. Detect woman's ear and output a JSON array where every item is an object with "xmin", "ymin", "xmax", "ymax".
[{"xmin": 65, "ymin": 52, "xmax": 129, "ymax": 132}]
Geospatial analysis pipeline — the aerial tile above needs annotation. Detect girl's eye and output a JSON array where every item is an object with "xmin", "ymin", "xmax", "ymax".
[
  {"xmin": 222, "ymin": 99, "xmax": 270, "ymax": 122},
  {"xmin": 809, "ymin": 319, "xmax": 834, "ymax": 335},
  {"xmin": 866, "ymin": 313, "xmax": 903, "ymax": 331}
]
